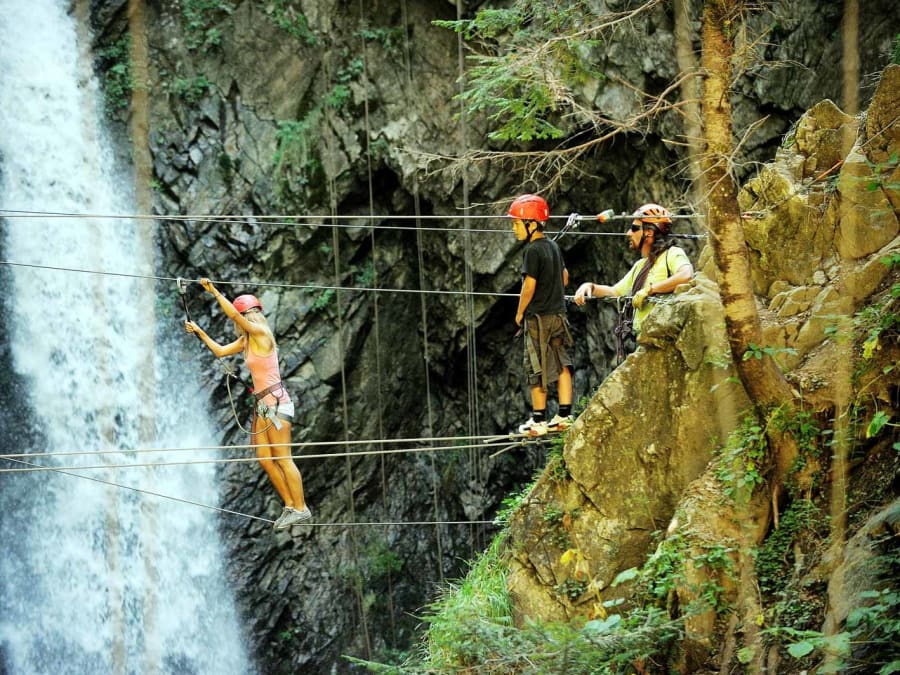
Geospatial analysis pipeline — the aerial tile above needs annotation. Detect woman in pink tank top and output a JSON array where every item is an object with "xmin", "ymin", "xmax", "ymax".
[{"xmin": 185, "ymin": 278, "xmax": 311, "ymax": 530}]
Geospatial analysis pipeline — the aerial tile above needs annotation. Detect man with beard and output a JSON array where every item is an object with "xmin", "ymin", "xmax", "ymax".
[{"xmin": 573, "ymin": 203, "xmax": 694, "ymax": 339}]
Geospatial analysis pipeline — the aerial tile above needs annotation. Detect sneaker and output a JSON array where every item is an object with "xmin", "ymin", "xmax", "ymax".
[
  {"xmin": 274, "ymin": 506, "xmax": 312, "ymax": 530},
  {"xmin": 547, "ymin": 414, "xmax": 573, "ymax": 432},
  {"xmin": 517, "ymin": 417, "xmax": 549, "ymax": 437},
  {"xmin": 272, "ymin": 506, "xmax": 292, "ymax": 529}
]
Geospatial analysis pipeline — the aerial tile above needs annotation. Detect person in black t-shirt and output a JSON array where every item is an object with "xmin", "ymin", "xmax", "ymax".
[{"xmin": 509, "ymin": 194, "xmax": 574, "ymax": 437}]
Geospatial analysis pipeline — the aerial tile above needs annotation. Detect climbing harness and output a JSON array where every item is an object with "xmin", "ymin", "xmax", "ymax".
[{"xmin": 253, "ymin": 382, "xmax": 286, "ymax": 431}]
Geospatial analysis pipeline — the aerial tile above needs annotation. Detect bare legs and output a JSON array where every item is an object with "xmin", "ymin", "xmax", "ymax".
[
  {"xmin": 530, "ymin": 366, "xmax": 573, "ymax": 411},
  {"xmin": 252, "ymin": 416, "xmax": 306, "ymax": 510}
]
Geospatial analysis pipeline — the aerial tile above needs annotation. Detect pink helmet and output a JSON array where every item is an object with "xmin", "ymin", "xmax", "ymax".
[{"xmin": 233, "ymin": 294, "xmax": 262, "ymax": 313}]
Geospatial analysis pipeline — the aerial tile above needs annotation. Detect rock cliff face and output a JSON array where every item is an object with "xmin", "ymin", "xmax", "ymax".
[
  {"xmin": 506, "ymin": 66, "xmax": 900, "ymax": 667},
  {"xmin": 82, "ymin": 0, "xmax": 900, "ymax": 670}
]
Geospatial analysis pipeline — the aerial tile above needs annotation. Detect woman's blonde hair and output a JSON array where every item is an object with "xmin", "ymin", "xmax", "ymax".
[{"xmin": 233, "ymin": 308, "xmax": 275, "ymax": 344}]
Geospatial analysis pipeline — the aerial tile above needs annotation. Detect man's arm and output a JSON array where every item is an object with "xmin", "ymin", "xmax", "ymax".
[
  {"xmin": 573, "ymin": 282, "xmax": 617, "ymax": 305},
  {"xmin": 647, "ymin": 262, "xmax": 694, "ymax": 296},
  {"xmin": 516, "ymin": 275, "xmax": 537, "ymax": 326}
]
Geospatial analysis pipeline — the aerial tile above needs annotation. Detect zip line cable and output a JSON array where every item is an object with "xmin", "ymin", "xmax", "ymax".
[
  {"xmin": 0, "ymin": 207, "xmax": 706, "ymax": 226},
  {"xmin": 0, "ymin": 209, "xmax": 707, "ymax": 239},
  {"xmin": 0, "ymin": 456, "xmax": 496, "ymax": 528},
  {"xmin": 0, "ymin": 259, "xmax": 523, "ymax": 298},
  {"xmin": 359, "ymin": 9, "xmax": 398, "ymax": 644},
  {"xmin": 322, "ymin": 50, "xmax": 372, "ymax": 657},
  {"xmin": 455, "ymin": 0, "xmax": 488, "ymax": 557},
  {"xmin": 0, "ymin": 432, "xmax": 516, "ymax": 460}
]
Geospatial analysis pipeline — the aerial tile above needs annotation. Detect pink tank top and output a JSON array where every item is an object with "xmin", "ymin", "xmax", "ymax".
[{"xmin": 245, "ymin": 345, "xmax": 291, "ymax": 406}]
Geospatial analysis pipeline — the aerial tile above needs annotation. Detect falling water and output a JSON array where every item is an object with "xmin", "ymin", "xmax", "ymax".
[{"xmin": 0, "ymin": 1, "xmax": 250, "ymax": 673}]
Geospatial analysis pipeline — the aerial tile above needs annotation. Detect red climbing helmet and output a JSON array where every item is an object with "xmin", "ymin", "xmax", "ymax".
[
  {"xmin": 632, "ymin": 203, "xmax": 672, "ymax": 234},
  {"xmin": 508, "ymin": 194, "xmax": 550, "ymax": 222},
  {"xmin": 233, "ymin": 294, "xmax": 262, "ymax": 313}
]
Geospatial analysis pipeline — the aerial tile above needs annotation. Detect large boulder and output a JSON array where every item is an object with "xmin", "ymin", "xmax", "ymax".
[{"xmin": 506, "ymin": 279, "xmax": 751, "ymax": 621}]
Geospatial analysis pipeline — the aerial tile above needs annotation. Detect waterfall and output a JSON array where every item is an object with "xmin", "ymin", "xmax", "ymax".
[{"xmin": 0, "ymin": 1, "xmax": 250, "ymax": 673}]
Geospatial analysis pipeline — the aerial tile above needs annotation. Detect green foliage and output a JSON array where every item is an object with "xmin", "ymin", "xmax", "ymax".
[
  {"xmin": 634, "ymin": 534, "xmax": 688, "ymax": 604},
  {"xmin": 363, "ymin": 538, "xmax": 403, "ymax": 579},
  {"xmin": 433, "ymin": 3, "xmax": 605, "ymax": 142},
  {"xmin": 417, "ymin": 535, "xmax": 513, "ymax": 667},
  {"xmin": 218, "ymin": 151, "xmax": 240, "ymax": 186},
  {"xmin": 356, "ymin": 26, "xmax": 405, "ymax": 56},
  {"xmin": 715, "ymin": 415, "xmax": 769, "ymax": 500},
  {"xmin": 770, "ymin": 406, "xmax": 828, "ymax": 491},
  {"xmin": 337, "ymin": 536, "xmax": 403, "ymax": 622},
  {"xmin": 756, "ymin": 499, "xmax": 825, "ymax": 597},
  {"xmin": 96, "ymin": 36, "xmax": 133, "ymax": 118},
  {"xmin": 542, "ymin": 505, "xmax": 577, "ymax": 550},
  {"xmin": 855, "ymin": 252, "xmax": 900, "ymax": 361},
  {"xmin": 743, "ymin": 342, "xmax": 797, "ymax": 370},
  {"xmin": 353, "ymin": 260, "xmax": 376, "ymax": 287},
  {"xmin": 271, "ymin": 49, "xmax": 364, "ymax": 209},
  {"xmin": 166, "ymin": 75, "xmax": 212, "ymax": 104},
  {"xmin": 768, "ymin": 547, "xmax": 900, "ymax": 673},
  {"xmin": 866, "ymin": 152, "xmax": 900, "ymax": 192},
  {"xmin": 272, "ymin": 112, "xmax": 324, "ymax": 210},
  {"xmin": 350, "ymin": 491, "xmax": 684, "ymax": 672},
  {"xmin": 265, "ymin": 0, "xmax": 316, "ymax": 45},
  {"xmin": 326, "ymin": 55, "xmax": 364, "ymax": 110},
  {"xmin": 181, "ymin": 0, "xmax": 234, "ymax": 52},
  {"xmin": 310, "ymin": 287, "xmax": 334, "ymax": 313},
  {"xmin": 553, "ymin": 577, "xmax": 587, "ymax": 601},
  {"xmin": 546, "ymin": 439, "xmax": 570, "ymax": 483}
]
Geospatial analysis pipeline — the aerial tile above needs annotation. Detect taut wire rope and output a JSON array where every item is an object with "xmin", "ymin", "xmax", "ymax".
[
  {"xmin": 400, "ymin": 0, "xmax": 446, "ymax": 585},
  {"xmin": 0, "ymin": 206, "xmax": 708, "ymax": 224},
  {"xmin": 0, "ymin": 259, "xmax": 524, "ymax": 299},
  {"xmin": 1, "ymin": 453, "xmax": 497, "ymax": 528},
  {"xmin": 358, "ymin": 1, "xmax": 397, "ymax": 644},
  {"xmin": 0, "ymin": 432, "xmax": 516, "ymax": 460},
  {"xmin": 323, "ymin": 48, "xmax": 372, "ymax": 658},
  {"xmin": 457, "ymin": 0, "xmax": 486, "ymax": 555},
  {"xmin": 0, "ymin": 440, "xmax": 529, "ymax": 473}
]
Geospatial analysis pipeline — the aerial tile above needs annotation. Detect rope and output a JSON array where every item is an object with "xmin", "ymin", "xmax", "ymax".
[
  {"xmin": 222, "ymin": 362, "xmax": 273, "ymax": 436},
  {"xmin": 397, "ymin": 0, "xmax": 446, "ymax": 584},
  {"xmin": 456, "ymin": 0, "xmax": 487, "ymax": 556},
  {"xmin": 0, "ymin": 440, "xmax": 524, "ymax": 474},
  {"xmin": 0, "ymin": 259, "xmax": 522, "ymax": 298},
  {"xmin": 0, "ymin": 432, "xmax": 515, "ymax": 460},
  {"xmin": 358, "ymin": 3, "xmax": 397, "ymax": 644},
  {"xmin": 322, "ymin": 48, "xmax": 372, "ymax": 657},
  {"xmin": 1, "ymin": 455, "xmax": 497, "ymax": 528},
  {"xmin": 0, "ymin": 207, "xmax": 706, "ymax": 224},
  {"xmin": 2, "ymin": 456, "xmax": 272, "ymax": 523}
]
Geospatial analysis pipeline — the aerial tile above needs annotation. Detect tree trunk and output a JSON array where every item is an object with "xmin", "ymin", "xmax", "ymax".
[
  {"xmin": 700, "ymin": 0, "xmax": 800, "ymax": 477},
  {"xmin": 693, "ymin": 1, "xmax": 804, "ymax": 669}
]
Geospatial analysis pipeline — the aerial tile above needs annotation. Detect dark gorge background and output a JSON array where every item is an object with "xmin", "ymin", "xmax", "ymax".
[{"xmin": 2, "ymin": 0, "xmax": 893, "ymax": 671}]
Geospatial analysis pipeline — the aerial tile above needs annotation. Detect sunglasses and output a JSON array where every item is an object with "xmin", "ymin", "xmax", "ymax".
[{"xmin": 629, "ymin": 223, "xmax": 643, "ymax": 232}]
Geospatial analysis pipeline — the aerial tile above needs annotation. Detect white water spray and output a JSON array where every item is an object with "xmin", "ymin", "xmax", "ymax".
[{"xmin": 0, "ymin": 2, "xmax": 250, "ymax": 673}]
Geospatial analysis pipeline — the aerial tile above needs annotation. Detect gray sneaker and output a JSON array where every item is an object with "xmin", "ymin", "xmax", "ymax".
[
  {"xmin": 275, "ymin": 506, "xmax": 312, "ymax": 529},
  {"xmin": 272, "ymin": 506, "xmax": 292, "ymax": 529}
]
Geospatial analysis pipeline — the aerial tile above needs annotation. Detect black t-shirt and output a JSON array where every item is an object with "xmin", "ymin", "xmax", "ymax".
[{"xmin": 521, "ymin": 237, "xmax": 566, "ymax": 317}]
